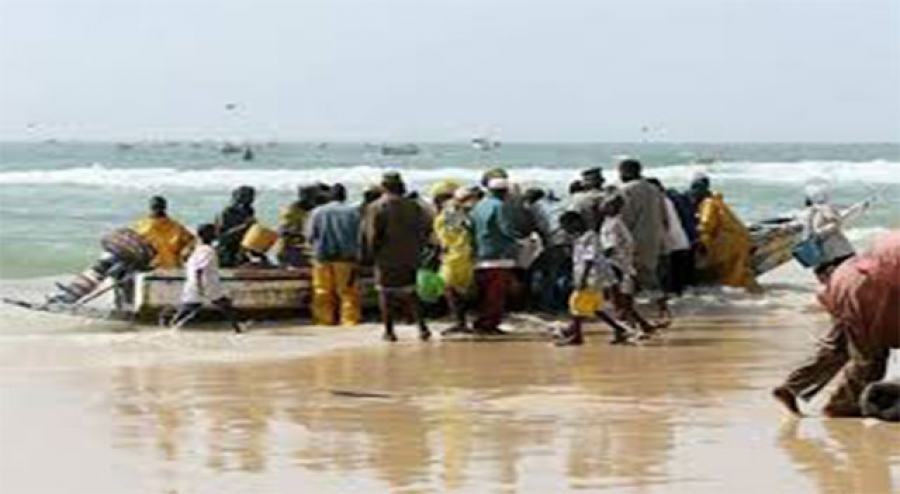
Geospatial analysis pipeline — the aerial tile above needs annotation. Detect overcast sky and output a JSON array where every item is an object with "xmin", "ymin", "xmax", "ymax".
[{"xmin": 0, "ymin": 0, "xmax": 898, "ymax": 142}]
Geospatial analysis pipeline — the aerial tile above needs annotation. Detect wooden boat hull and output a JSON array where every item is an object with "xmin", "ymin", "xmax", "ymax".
[
  {"xmin": 748, "ymin": 218, "xmax": 803, "ymax": 276},
  {"xmin": 748, "ymin": 201, "xmax": 865, "ymax": 276},
  {"xmin": 134, "ymin": 267, "xmax": 379, "ymax": 318}
]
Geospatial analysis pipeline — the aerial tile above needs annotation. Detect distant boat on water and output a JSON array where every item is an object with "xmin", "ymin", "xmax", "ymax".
[
  {"xmin": 471, "ymin": 136, "xmax": 501, "ymax": 151},
  {"xmin": 220, "ymin": 142, "xmax": 243, "ymax": 154},
  {"xmin": 380, "ymin": 143, "xmax": 420, "ymax": 156}
]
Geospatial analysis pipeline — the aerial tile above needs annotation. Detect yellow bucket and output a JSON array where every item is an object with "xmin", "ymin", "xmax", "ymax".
[
  {"xmin": 569, "ymin": 289, "xmax": 603, "ymax": 317},
  {"xmin": 241, "ymin": 224, "xmax": 279, "ymax": 254}
]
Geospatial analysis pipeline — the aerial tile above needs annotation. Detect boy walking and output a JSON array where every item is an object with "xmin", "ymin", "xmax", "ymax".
[
  {"xmin": 169, "ymin": 224, "xmax": 245, "ymax": 332},
  {"xmin": 553, "ymin": 211, "xmax": 630, "ymax": 346},
  {"xmin": 599, "ymin": 195, "xmax": 664, "ymax": 337}
]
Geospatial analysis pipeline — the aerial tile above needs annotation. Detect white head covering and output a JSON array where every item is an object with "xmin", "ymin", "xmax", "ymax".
[
  {"xmin": 805, "ymin": 182, "xmax": 831, "ymax": 205},
  {"xmin": 487, "ymin": 177, "xmax": 509, "ymax": 190},
  {"xmin": 454, "ymin": 185, "xmax": 477, "ymax": 201}
]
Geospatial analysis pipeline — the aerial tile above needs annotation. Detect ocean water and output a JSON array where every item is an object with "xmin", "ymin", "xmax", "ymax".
[{"xmin": 0, "ymin": 141, "xmax": 898, "ymax": 278}]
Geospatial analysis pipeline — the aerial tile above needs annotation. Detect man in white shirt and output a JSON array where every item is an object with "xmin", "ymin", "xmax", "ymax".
[{"xmin": 170, "ymin": 224, "xmax": 245, "ymax": 332}]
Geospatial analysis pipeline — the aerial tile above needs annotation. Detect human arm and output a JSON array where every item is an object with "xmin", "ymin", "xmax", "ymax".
[
  {"xmin": 178, "ymin": 224, "xmax": 197, "ymax": 264},
  {"xmin": 307, "ymin": 209, "xmax": 320, "ymax": 245},
  {"xmin": 838, "ymin": 201, "xmax": 868, "ymax": 224},
  {"xmin": 578, "ymin": 260, "xmax": 594, "ymax": 290},
  {"xmin": 496, "ymin": 202, "xmax": 518, "ymax": 243},
  {"xmin": 195, "ymin": 269, "xmax": 204, "ymax": 296},
  {"xmin": 809, "ymin": 207, "xmax": 842, "ymax": 238}
]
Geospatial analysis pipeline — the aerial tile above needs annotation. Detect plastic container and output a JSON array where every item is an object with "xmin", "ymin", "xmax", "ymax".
[
  {"xmin": 241, "ymin": 224, "xmax": 279, "ymax": 254},
  {"xmin": 569, "ymin": 289, "xmax": 603, "ymax": 317}
]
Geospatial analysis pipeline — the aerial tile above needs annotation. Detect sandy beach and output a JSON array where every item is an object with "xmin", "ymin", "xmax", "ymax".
[{"xmin": 1, "ymin": 265, "xmax": 897, "ymax": 494}]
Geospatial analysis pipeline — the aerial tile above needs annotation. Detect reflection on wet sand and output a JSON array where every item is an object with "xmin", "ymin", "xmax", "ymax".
[
  {"xmin": 78, "ymin": 311, "xmax": 894, "ymax": 493},
  {"xmin": 778, "ymin": 419, "xmax": 900, "ymax": 494},
  {"xmin": 1, "ymin": 304, "xmax": 897, "ymax": 493}
]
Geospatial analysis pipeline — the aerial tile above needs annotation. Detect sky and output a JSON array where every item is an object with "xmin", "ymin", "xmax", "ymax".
[{"xmin": 0, "ymin": 0, "xmax": 898, "ymax": 142}]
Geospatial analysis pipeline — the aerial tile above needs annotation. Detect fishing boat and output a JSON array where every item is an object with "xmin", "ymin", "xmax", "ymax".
[
  {"xmin": 748, "ymin": 218, "xmax": 804, "ymax": 275},
  {"xmin": 134, "ymin": 267, "xmax": 379, "ymax": 319},
  {"xmin": 471, "ymin": 136, "xmax": 501, "ymax": 151},
  {"xmin": 747, "ymin": 200, "xmax": 867, "ymax": 276},
  {"xmin": 380, "ymin": 143, "xmax": 420, "ymax": 156},
  {"xmin": 2, "ymin": 202, "xmax": 868, "ymax": 322}
]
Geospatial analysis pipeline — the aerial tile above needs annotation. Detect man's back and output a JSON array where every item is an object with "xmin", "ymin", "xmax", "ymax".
[
  {"xmin": 471, "ymin": 196, "xmax": 517, "ymax": 261},
  {"xmin": 367, "ymin": 194, "xmax": 428, "ymax": 269},
  {"xmin": 824, "ymin": 232, "xmax": 900, "ymax": 349},
  {"xmin": 133, "ymin": 215, "xmax": 194, "ymax": 269},
  {"xmin": 569, "ymin": 189, "xmax": 605, "ymax": 232},
  {"xmin": 310, "ymin": 201, "xmax": 361, "ymax": 261}
]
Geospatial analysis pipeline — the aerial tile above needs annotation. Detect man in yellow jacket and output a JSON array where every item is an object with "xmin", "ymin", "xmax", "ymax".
[
  {"xmin": 132, "ymin": 196, "xmax": 195, "ymax": 270},
  {"xmin": 690, "ymin": 174, "xmax": 761, "ymax": 293}
]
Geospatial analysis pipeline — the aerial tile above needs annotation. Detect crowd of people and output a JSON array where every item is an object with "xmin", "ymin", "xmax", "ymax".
[
  {"xmin": 130, "ymin": 158, "xmax": 768, "ymax": 345},
  {"xmin": 53, "ymin": 156, "xmax": 899, "ymax": 419}
]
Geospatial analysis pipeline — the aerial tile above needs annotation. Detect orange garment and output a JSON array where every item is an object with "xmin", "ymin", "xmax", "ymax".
[
  {"xmin": 132, "ymin": 215, "xmax": 195, "ymax": 269},
  {"xmin": 696, "ymin": 193, "xmax": 758, "ymax": 290},
  {"xmin": 311, "ymin": 261, "xmax": 361, "ymax": 326}
]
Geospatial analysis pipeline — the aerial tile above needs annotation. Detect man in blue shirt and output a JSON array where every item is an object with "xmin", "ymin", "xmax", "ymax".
[
  {"xmin": 308, "ymin": 183, "xmax": 362, "ymax": 326},
  {"xmin": 470, "ymin": 177, "xmax": 518, "ymax": 334}
]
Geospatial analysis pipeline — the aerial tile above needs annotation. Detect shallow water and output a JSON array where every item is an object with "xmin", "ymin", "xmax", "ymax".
[
  {"xmin": 0, "ymin": 303, "xmax": 897, "ymax": 493},
  {"xmin": 2, "ymin": 141, "xmax": 898, "ymax": 277}
]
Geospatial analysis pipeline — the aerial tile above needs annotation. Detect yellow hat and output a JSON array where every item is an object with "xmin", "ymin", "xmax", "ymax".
[{"xmin": 431, "ymin": 179, "xmax": 461, "ymax": 198}]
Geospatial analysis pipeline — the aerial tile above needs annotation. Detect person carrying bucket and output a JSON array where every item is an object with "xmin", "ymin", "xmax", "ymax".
[{"xmin": 552, "ymin": 211, "xmax": 630, "ymax": 346}]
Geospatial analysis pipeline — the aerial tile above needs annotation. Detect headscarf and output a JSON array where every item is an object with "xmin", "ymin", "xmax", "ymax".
[{"xmin": 805, "ymin": 182, "xmax": 831, "ymax": 205}]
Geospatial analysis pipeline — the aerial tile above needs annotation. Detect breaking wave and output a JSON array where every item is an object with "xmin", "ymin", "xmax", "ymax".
[{"xmin": 0, "ymin": 160, "xmax": 898, "ymax": 190}]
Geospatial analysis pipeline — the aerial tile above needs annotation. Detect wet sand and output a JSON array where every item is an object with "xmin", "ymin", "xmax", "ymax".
[{"xmin": 0, "ymin": 283, "xmax": 898, "ymax": 493}]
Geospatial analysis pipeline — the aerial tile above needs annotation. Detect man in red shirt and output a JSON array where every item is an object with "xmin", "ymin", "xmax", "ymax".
[{"xmin": 773, "ymin": 232, "xmax": 900, "ymax": 417}]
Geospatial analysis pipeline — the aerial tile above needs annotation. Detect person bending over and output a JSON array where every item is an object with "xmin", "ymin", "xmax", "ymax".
[{"xmin": 773, "ymin": 232, "xmax": 899, "ymax": 417}]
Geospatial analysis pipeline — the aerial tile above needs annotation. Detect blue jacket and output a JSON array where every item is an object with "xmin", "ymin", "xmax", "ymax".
[
  {"xmin": 470, "ymin": 195, "xmax": 518, "ymax": 262},
  {"xmin": 667, "ymin": 189, "xmax": 699, "ymax": 244},
  {"xmin": 308, "ymin": 201, "xmax": 361, "ymax": 262}
]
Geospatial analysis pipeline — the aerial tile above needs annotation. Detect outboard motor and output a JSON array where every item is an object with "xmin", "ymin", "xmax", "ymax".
[{"xmin": 47, "ymin": 228, "xmax": 156, "ymax": 308}]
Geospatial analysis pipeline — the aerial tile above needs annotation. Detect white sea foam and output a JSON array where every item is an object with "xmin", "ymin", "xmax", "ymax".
[{"xmin": 0, "ymin": 160, "xmax": 898, "ymax": 190}]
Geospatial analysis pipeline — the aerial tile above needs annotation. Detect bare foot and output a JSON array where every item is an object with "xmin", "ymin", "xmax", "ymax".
[{"xmin": 772, "ymin": 386, "xmax": 802, "ymax": 416}]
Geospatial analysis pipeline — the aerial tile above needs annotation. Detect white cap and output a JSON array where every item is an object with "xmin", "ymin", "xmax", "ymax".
[
  {"xmin": 805, "ymin": 182, "xmax": 831, "ymax": 204},
  {"xmin": 487, "ymin": 177, "xmax": 509, "ymax": 190}
]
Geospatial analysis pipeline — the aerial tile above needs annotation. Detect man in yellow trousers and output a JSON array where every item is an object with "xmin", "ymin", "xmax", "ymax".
[{"xmin": 308, "ymin": 184, "xmax": 362, "ymax": 325}]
